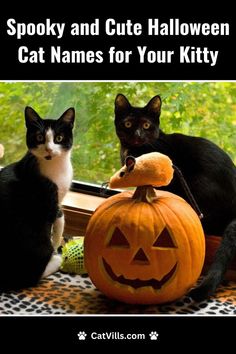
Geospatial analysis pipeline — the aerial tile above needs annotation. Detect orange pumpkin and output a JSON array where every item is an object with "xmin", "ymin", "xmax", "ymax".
[{"xmin": 85, "ymin": 153, "xmax": 205, "ymax": 304}]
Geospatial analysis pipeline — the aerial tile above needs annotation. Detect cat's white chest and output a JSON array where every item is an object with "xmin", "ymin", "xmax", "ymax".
[{"xmin": 39, "ymin": 153, "xmax": 73, "ymax": 204}]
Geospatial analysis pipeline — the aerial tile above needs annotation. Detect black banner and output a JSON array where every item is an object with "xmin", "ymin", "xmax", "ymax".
[
  {"xmin": 0, "ymin": 315, "xmax": 235, "ymax": 349},
  {"xmin": 0, "ymin": 11, "xmax": 235, "ymax": 80}
]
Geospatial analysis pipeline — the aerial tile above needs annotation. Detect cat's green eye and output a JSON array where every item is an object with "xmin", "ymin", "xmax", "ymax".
[
  {"xmin": 55, "ymin": 135, "xmax": 63, "ymax": 143},
  {"xmin": 36, "ymin": 134, "xmax": 44, "ymax": 142},
  {"xmin": 124, "ymin": 121, "xmax": 132, "ymax": 128},
  {"xmin": 143, "ymin": 122, "xmax": 151, "ymax": 129}
]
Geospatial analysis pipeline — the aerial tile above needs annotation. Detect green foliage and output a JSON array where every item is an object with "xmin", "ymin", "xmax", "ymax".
[
  {"xmin": 0, "ymin": 82, "xmax": 60, "ymax": 163},
  {"xmin": 0, "ymin": 82, "xmax": 236, "ymax": 184}
]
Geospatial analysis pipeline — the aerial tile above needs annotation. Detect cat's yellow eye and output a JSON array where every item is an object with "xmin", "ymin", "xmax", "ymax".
[
  {"xmin": 36, "ymin": 134, "xmax": 44, "ymax": 142},
  {"xmin": 55, "ymin": 135, "xmax": 63, "ymax": 143},
  {"xmin": 124, "ymin": 121, "xmax": 132, "ymax": 128},
  {"xmin": 143, "ymin": 122, "xmax": 151, "ymax": 129}
]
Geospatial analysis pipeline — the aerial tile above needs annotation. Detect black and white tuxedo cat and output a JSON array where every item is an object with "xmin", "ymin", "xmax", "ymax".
[
  {"xmin": 0, "ymin": 106, "xmax": 75, "ymax": 291},
  {"xmin": 114, "ymin": 93, "xmax": 236, "ymax": 301}
]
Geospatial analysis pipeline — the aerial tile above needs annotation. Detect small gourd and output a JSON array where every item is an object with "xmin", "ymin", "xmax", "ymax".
[{"xmin": 60, "ymin": 237, "xmax": 87, "ymax": 275}]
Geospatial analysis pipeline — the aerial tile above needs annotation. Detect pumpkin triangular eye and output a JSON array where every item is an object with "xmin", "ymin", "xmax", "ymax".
[
  {"xmin": 153, "ymin": 228, "xmax": 176, "ymax": 248},
  {"xmin": 108, "ymin": 227, "xmax": 130, "ymax": 248}
]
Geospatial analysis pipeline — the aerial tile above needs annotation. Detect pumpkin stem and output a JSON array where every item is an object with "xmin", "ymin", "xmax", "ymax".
[{"xmin": 132, "ymin": 185, "xmax": 157, "ymax": 203}]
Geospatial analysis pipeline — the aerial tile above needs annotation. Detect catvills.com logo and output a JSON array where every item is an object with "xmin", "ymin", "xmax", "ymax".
[{"xmin": 77, "ymin": 331, "xmax": 159, "ymax": 341}]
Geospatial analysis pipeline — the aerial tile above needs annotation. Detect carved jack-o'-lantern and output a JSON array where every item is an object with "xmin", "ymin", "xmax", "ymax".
[{"xmin": 85, "ymin": 153, "xmax": 205, "ymax": 304}]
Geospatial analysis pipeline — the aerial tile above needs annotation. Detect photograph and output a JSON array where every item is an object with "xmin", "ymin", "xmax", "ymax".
[{"xmin": 0, "ymin": 81, "xmax": 235, "ymax": 317}]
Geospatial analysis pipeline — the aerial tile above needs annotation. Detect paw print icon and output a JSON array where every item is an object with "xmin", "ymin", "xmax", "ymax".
[
  {"xmin": 149, "ymin": 331, "xmax": 159, "ymax": 340},
  {"xmin": 77, "ymin": 331, "xmax": 87, "ymax": 340}
]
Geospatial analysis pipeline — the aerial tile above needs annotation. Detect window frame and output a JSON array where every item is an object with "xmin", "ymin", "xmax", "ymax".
[
  {"xmin": 70, "ymin": 180, "xmax": 120, "ymax": 197},
  {"xmin": 62, "ymin": 180, "xmax": 121, "ymax": 236}
]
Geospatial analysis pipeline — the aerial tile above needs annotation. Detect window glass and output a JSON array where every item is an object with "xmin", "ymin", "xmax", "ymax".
[{"xmin": 0, "ymin": 82, "xmax": 236, "ymax": 185}]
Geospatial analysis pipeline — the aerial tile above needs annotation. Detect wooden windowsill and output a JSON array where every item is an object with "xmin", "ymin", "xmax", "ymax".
[{"xmin": 62, "ymin": 191, "xmax": 106, "ymax": 236}]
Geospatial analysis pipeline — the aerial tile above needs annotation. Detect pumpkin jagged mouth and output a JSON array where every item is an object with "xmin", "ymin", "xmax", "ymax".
[{"xmin": 102, "ymin": 258, "xmax": 177, "ymax": 290}]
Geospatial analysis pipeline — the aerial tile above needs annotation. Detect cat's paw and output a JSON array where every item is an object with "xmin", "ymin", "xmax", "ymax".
[
  {"xmin": 51, "ymin": 213, "xmax": 65, "ymax": 251},
  {"xmin": 51, "ymin": 236, "xmax": 64, "ymax": 252},
  {"xmin": 41, "ymin": 254, "xmax": 62, "ymax": 278},
  {"xmin": 188, "ymin": 277, "xmax": 218, "ymax": 302}
]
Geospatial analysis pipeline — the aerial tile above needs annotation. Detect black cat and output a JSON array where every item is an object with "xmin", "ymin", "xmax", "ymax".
[
  {"xmin": 0, "ymin": 106, "xmax": 75, "ymax": 291},
  {"xmin": 114, "ymin": 93, "xmax": 236, "ymax": 301}
]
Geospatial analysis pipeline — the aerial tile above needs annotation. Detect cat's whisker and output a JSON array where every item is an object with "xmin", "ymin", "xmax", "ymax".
[{"xmin": 146, "ymin": 142, "xmax": 157, "ymax": 149}]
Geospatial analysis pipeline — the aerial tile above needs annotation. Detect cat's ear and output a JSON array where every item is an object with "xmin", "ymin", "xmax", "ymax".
[
  {"xmin": 115, "ymin": 94, "xmax": 131, "ymax": 115},
  {"xmin": 25, "ymin": 106, "xmax": 41, "ymax": 128},
  {"xmin": 59, "ymin": 108, "xmax": 75, "ymax": 128},
  {"xmin": 145, "ymin": 95, "xmax": 162, "ymax": 115},
  {"xmin": 125, "ymin": 155, "xmax": 136, "ymax": 172}
]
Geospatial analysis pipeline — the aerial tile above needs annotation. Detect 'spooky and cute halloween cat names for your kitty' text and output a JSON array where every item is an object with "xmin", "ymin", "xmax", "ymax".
[{"xmin": 6, "ymin": 18, "xmax": 229, "ymax": 66}]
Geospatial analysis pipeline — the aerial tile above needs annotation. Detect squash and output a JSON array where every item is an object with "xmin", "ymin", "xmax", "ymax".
[{"xmin": 85, "ymin": 152, "xmax": 205, "ymax": 304}]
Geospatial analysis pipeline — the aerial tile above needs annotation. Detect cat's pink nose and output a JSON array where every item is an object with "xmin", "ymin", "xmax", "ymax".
[{"xmin": 45, "ymin": 147, "xmax": 53, "ymax": 153}]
